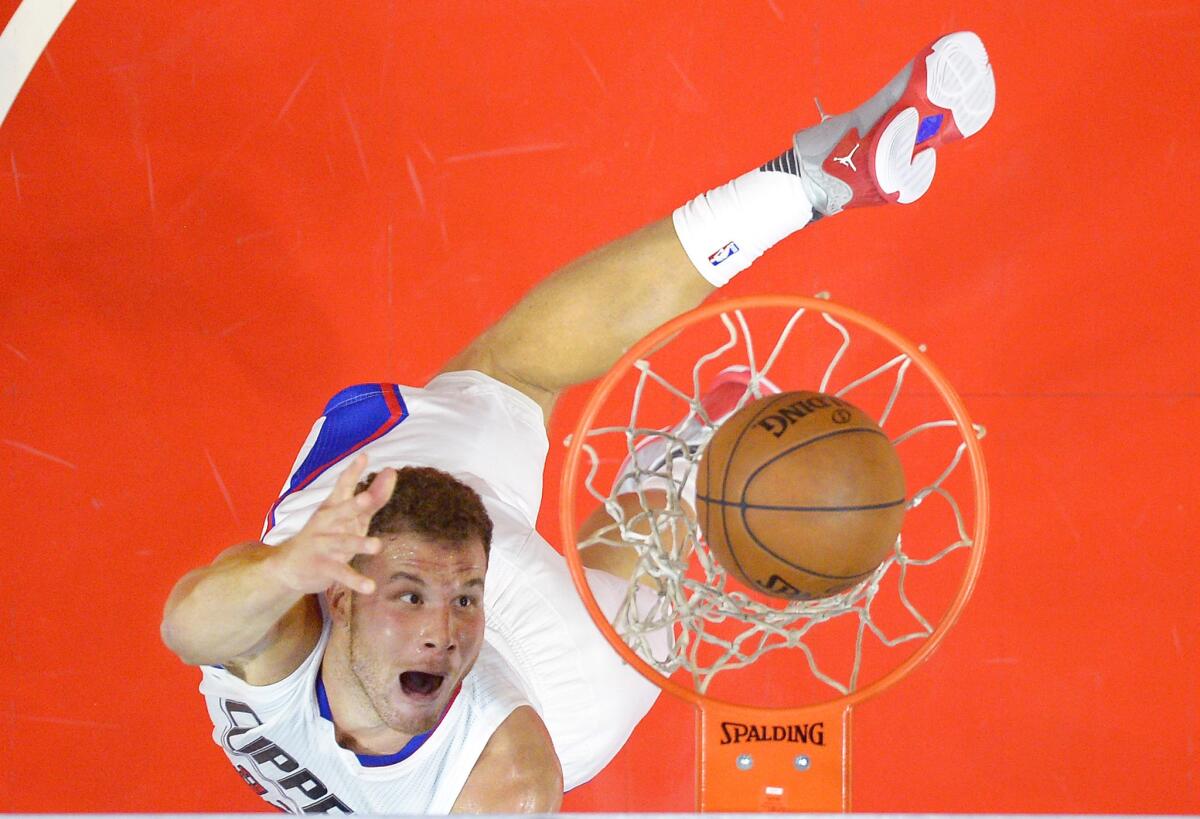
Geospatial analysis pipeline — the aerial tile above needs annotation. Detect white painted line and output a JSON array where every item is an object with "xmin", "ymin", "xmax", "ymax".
[{"xmin": 0, "ymin": 0, "xmax": 78, "ymax": 129}]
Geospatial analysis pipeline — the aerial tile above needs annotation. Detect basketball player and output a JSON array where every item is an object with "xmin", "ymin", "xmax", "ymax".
[{"xmin": 161, "ymin": 32, "xmax": 995, "ymax": 813}]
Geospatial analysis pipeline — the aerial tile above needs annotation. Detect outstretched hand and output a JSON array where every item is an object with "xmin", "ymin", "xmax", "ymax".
[{"xmin": 268, "ymin": 453, "xmax": 397, "ymax": 595}]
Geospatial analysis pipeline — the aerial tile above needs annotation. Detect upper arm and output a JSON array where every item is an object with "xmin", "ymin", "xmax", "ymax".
[{"xmin": 451, "ymin": 706, "xmax": 564, "ymax": 814}]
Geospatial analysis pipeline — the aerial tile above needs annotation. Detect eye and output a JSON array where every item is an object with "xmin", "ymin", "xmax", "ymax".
[
  {"xmin": 456, "ymin": 595, "xmax": 477, "ymax": 608},
  {"xmin": 392, "ymin": 592, "xmax": 421, "ymax": 605}
]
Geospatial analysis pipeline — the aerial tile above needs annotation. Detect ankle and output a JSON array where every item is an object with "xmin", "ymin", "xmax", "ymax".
[{"xmin": 672, "ymin": 159, "xmax": 815, "ymax": 287}]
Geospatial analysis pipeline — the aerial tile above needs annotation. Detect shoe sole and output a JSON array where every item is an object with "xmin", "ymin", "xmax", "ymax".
[{"xmin": 873, "ymin": 31, "xmax": 996, "ymax": 204}]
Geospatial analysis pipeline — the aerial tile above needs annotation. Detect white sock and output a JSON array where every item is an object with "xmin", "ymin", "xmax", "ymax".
[{"xmin": 672, "ymin": 160, "xmax": 815, "ymax": 287}]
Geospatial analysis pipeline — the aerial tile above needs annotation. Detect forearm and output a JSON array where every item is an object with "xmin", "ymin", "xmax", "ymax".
[{"xmin": 161, "ymin": 543, "xmax": 302, "ymax": 666}]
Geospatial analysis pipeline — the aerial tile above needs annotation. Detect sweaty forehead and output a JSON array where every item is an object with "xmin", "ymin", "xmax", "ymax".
[{"xmin": 372, "ymin": 534, "xmax": 487, "ymax": 579}]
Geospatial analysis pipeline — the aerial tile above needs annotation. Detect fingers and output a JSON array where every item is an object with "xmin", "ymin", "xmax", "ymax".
[
  {"xmin": 278, "ymin": 454, "xmax": 398, "ymax": 596},
  {"xmin": 328, "ymin": 559, "xmax": 376, "ymax": 595},
  {"xmin": 316, "ymin": 532, "xmax": 381, "ymax": 595},
  {"xmin": 272, "ymin": 527, "xmax": 385, "ymax": 595},
  {"xmin": 316, "ymin": 457, "xmax": 395, "ymax": 528},
  {"xmin": 328, "ymin": 452, "xmax": 370, "ymax": 504},
  {"xmin": 356, "ymin": 467, "xmax": 397, "ymax": 515},
  {"xmin": 313, "ymin": 532, "xmax": 383, "ymax": 560},
  {"xmin": 328, "ymin": 456, "xmax": 395, "ymax": 515}
]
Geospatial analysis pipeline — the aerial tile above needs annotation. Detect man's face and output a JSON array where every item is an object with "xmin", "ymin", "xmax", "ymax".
[{"xmin": 345, "ymin": 534, "xmax": 487, "ymax": 737}]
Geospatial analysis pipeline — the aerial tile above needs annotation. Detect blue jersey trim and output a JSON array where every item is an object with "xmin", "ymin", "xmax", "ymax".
[
  {"xmin": 315, "ymin": 670, "xmax": 437, "ymax": 767},
  {"xmin": 264, "ymin": 384, "xmax": 409, "ymax": 535}
]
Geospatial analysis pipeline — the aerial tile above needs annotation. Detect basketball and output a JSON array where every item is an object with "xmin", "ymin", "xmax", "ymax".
[{"xmin": 695, "ymin": 391, "xmax": 906, "ymax": 600}]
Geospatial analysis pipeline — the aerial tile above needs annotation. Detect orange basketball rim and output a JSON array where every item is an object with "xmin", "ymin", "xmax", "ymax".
[{"xmin": 560, "ymin": 294, "xmax": 990, "ymax": 812}]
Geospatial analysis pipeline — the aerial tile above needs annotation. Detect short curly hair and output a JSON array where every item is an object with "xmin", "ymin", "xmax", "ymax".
[{"xmin": 355, "ymin": 466, "xmax": 493, "ymax": 556}]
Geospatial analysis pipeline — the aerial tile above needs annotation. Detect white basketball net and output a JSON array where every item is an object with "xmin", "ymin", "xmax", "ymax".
[{"xmin": 569, "ymin": 299, "xmax": 985, "ymax": 697}]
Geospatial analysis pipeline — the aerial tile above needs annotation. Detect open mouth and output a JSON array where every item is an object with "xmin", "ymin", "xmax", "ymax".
[{"xmin": 399, "ymin": 671, "xmax": 445, "ymax": 700}]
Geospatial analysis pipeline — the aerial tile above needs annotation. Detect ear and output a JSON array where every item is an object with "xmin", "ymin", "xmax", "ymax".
[{"xmin": 326, "ymin": 584, "xmax": 352, "ymax": 626}]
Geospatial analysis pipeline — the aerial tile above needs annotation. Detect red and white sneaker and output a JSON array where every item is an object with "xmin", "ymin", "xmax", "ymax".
[
  {"xmin": 613, "ymin": 366, "xmax": 782, "ymax": 507},
  {"xmin": 765, "ymin": 31, "xmax": 995, "ymax": 216}
]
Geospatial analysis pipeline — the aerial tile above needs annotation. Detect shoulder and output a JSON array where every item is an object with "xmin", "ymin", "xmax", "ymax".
[{"xmin": 451, "ymin": 706, "xmax": 563, "ymax": 813}]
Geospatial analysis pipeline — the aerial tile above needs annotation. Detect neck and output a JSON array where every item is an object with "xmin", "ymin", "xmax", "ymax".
[{"xmin": 319, "ymin": 644, "xmax": 415, "ymax": 756}]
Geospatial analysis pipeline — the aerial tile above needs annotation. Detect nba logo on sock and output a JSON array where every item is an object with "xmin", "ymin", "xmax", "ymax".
[{"xmin": 709, "ymin": 242, "xmax": 740, "ymax": 266}]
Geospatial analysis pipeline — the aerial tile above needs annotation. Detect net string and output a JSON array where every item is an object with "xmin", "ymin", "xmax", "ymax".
[{"xmin": 569, "ymin": 303, "xmax": 985, "ymax": 696}]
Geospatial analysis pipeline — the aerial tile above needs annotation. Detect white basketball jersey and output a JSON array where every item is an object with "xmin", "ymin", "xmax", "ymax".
[
  {"xmin": 195, "ymin": 373, "xmax": 661, "ymax": 811},
  {"xmin": 200, "ymin": 619, "xmax": 529, "ymax": 814}
]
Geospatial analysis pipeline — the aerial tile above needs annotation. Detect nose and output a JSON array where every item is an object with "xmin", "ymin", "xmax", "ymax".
[{"xmin": 419, "ymin": 605, "xmax": 456, "ymax": 653}]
